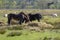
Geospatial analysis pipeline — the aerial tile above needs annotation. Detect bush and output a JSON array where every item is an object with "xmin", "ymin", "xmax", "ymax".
[
  {"xmin": 7, "ymin": 25, "xmax": 23, "ymax": 30},
  {"xmin": 50, "ymin": 4, "xmax": 56, "ymax": 9},
  {"xmin": 54, "ymin": 37, "xmax": 60, "ymax": 40},
  {"xmin": 0, "ymin": 27, "xmax": 6, "ymax": 34},
  {"xmin": 7, "ymin": 31, "xmax": 22, "ymax": 37},
  {"xmin": 43, "ymin": 37, "xmax": 53, "ymax": 40}
]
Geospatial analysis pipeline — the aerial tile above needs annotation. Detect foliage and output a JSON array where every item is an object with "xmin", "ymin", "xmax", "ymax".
[
  {"xmin": 49, "ymin": 4, "xmax": 56, "ymax": 9},
  {"xmin": 0, "ymin": 27, "xmax": 6, "ymax": 34},
  {"xmin": 0, "ymin": 9, "xmax": 60, "ymax": 40},
  {"xmin": 0, "ymin": 0, "xmax": 59, "ymax": 9},
  {"xmin": 0, "ymin": 29, "xmax": 59, "ymax": 40},
  {"xmin": 43, "ymin": 16, "xmax": 60, "ymax": 29},
  {"xmin": 7, "ymin": 25, "xmax": 23, "ymax": 30},
  {"xmin": 7, "ymin": 31, "xmax": 22, "ymax": 37}
]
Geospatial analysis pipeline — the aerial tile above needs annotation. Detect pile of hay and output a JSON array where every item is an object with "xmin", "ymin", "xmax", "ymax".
[{"xmin": 27, "ymin": 22, "xmax": 54, "ymax": 29}]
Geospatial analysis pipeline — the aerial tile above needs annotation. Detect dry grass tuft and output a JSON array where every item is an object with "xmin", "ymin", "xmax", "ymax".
[
  {"xmin": 27, "ymin": 22, "xmax": 54, "ymax": 29},
  {"xmin": 39, "ymin": 22, "xmax": 54, "ymax": 29},
  {"xmin": 27, "ymin": 22, "xmax": 39, "ymax": 27}
]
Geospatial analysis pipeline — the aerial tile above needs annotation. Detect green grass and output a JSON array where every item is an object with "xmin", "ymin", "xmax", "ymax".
[
  {"xmin": 0, "ymin": 29, "xmax": 60, "ymax": 40},
  {"xmin": 43, "ymin": 16, "xmax": 60, "ymax": 24},
  {"xmin": 41, "ymin": 16, "xmax": 60, "ymax": 28}
]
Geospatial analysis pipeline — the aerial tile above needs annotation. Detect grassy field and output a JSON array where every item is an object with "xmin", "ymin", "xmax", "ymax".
[
  {"xmin": 0, "ymin": 9, "xmax": 60, "ymax": 40},
  {"xmin": 0, "ymin": 29, "xmax": 60, "ymax": 40}
]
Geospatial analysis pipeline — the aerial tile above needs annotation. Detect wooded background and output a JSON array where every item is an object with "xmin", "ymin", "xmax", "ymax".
[{"xmin": 0, "ymin": 0, "xmax": 59, "ymax": 9}]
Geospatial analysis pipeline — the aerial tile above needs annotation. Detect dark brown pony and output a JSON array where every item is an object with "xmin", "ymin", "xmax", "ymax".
[
  {"xmin": 19, "ymin": 12, "xmax": 30, "ymax": 23},
  {"xmin": 7, "ymin": 12, "xmax": 29, "ymax": 25},
  {"xmin": 28, "ymin": 13, "xmax": 42, "ymax": 22}
]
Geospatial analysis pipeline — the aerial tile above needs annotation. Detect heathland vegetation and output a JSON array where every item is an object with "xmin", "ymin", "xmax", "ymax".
[{"xmin": 0, "ymin": 9, "xmax": 60, "ymax": 40}]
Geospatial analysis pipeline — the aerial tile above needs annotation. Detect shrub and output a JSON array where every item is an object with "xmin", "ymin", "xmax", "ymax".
[
  {"xmin": 0, "ymin": 27, "xmax": 6, "ymax": 34},
  {"xmin": 7, "ymin": 31, "xmax": 22, "ymax": 37},
  {"xmin": 43, "ymin": 37, "xmax": 53, "ymax": 40},
  {"xmin": 7, "ymin": 25, "xmax": 23, "ymax": 30},
  {"xmin": 54, "ymin": 37, "xmax": 60, "ymax": 40}
]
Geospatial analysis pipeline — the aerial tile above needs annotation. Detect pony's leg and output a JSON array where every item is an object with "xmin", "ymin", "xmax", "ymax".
[
  {"xmin": 8, "ymin": 17, "xmax": 11, "ymax": 25},
  {"xmin": 36, "ymin": 16, "xmax": 40, "ymax": 22},
  {"xmin": 22, "ymin": 19, "xmax": 24, "ymax": 23},
  {"xmin": 24, "ymin": 18, "xmax": 27, "ymax": 23},
  {"xmin": 8, "ymin": 19, "xmax": 11, "ymax": 25},
  {"xmin": 19, "ymin": 19, "xmax": 22, "ymax": 25},
  {"xmin": 30, "ymin": 20, "xmax": 32, "ymax": 22},
  {"xmin": 37, "ymin": 16, "xmax": 42, "ymax": 22},
  {"xmin": 38, "ymin": 19, "xmax": 40, "ymax": 22},
  {"xmin": 37, "ymin": 18, "xmax": 40, "ymax": 22}
]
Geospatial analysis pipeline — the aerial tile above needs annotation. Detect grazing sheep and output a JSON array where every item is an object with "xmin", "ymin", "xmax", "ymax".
[{"xmin": 51, "ymin": 13, "xmax": 58, "ymax": 17}]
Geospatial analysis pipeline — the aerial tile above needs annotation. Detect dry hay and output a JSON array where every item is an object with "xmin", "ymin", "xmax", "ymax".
[
  {"xmin": 27, "ymin": 27, "xmax": 41, "ymax": 32},
  {"xmin": 23, "ymin": 22, "xmax": 54, "ymax": 32},
  {"xmin": 0, "ymin": 21, "xmax": 6, "ymax": 26},
  {"xmin": 27, "ymin": 22, "xmax": 39, "ymax": 27},
  {"xmin": 39, "ymin": 22, "xmax": 54, "ymax": 29},
  {"xmin": 27, "ymin": 22, "xmax": 54, "ymax": 29}
]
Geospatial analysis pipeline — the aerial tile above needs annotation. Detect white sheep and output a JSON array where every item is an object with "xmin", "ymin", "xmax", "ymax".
[{"xmin": 51, "ymin": 13, "xmax": 58, "ymax": 17}]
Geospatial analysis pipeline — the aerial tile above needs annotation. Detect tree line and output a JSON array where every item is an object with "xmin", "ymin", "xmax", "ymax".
[{"xmin": 0, "ymin": 0, "xmax": 60, "ymax": 9}]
